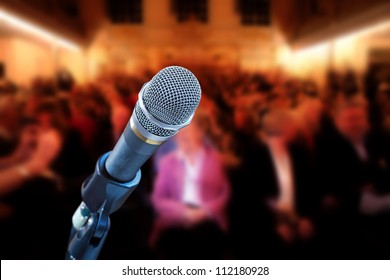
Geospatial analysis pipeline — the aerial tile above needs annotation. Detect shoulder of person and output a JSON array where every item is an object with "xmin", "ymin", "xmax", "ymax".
[{"xmin": 158, "ymin": 151, "xmax": 181, "ymax": 166}]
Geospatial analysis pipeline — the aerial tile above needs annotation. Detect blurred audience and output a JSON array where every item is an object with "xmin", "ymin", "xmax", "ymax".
[{"xmin": 0, "ymin": 65, "xmax": 389, "ymax": 259}]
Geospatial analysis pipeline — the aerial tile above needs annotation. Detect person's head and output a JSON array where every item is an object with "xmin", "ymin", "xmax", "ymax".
[
  {"xmin": 176, "ymin": 119, "xmax": 204, "ymax": 156},
  {"xmin": 35, "ymin": 99, "xmax": 66, "ymax": 132},
  {"xmin": 31, "ymin": 77, "xmax": 56, "ymax": 97},
  {"xmin": 233, "ymin": 95, "xmax": 263, "ymax": 132},
  {"xmin": 70, "ymin": 85, "xmax": 111, "ymax": 122},
  {"xmin": 233, "ymin": 106, "xmax": 249, "ymax": 130},
  {"xmin": 377, "ymin": 82, "xmax": 390, "ymax": 101},
  {"xmin": 296, "ymin": 97, "xmax": 324, "ymax": 132},
  {"xmin": 268, "ymin": 86, "xmax": 292, "ymax": 109},
  {"xmin": 260, "ymin": 109, "xmax": 297, "ymax": 145},
  {"xmin": 332, "ymin": 96, "xmax": 369, "ymax": 142},
  {"xmin": 0, "ymin": 95, "xmax": 22, "ymax": 133},
  {"xmin": 56, "ymin": 68, "xmax": 74, "ymax": 92}
]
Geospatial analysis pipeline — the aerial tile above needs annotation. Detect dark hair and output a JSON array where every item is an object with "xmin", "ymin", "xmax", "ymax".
[
  {"xmin": 56, "ymin": 70, "xmax": 74, "ymax": 92},
  {"xmin": 332, "ymin": 95, "xmax": 368, "ymax": 118},
  {"xmin": 0, "ymin": 62, "xmax": 5, "ymax": 79},
  {"xmin": 31, "ymin": 78, "xmax": 56, "ymax": 97},
  {"xmin": 35, "ymin": 99, "xmax": 68, "ymax": 134}
]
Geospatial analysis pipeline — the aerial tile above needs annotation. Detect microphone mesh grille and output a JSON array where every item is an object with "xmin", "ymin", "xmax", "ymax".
[
  {"xmin": 135, "ymin": 105, "xmax": 176, "ymax": 137},
  {"xmin": 136, "ymin": 66, "xmax": 201, "ymax": 137},
  {"xmin": 144, "ymin": 66, "xmax": 201, "ymax": 125}
]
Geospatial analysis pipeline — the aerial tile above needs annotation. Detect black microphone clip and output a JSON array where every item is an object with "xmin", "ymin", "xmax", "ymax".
[{"xmin": 66, "ymin": 152, "xmax": 141, "ymax": 260}]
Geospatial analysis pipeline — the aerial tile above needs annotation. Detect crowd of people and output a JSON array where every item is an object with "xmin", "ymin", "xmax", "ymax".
[{"xmin": 0, "ymin": 65, "xmax": 389, "ymax": 259}]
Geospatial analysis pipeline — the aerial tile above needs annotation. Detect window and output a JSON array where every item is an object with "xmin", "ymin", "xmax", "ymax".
[
  {"xmin": 171, "ymin": 0, "xmax": 208, "ymax": 23},
  {"xmin": 236, "ymin": 0, "xmax": 271, "ymax": 26},
  {"xmin": 107, "ymin": 0, "xmax": 143, "ymax": 24}
]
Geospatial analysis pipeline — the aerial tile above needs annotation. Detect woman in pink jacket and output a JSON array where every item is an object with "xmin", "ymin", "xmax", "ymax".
[{"xmin": 150, "ymin": 122, "xmax": 230, "ymax": 259}]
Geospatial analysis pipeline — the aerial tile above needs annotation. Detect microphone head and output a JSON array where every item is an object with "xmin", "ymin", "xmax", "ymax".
[{"xmin": 134, "ymin": 66, "xmax": 201, "ymax": 141}]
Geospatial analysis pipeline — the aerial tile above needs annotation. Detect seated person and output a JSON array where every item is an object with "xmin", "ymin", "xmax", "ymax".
[
  {"xmin": 150, "ymin": 120, "xmax": 230, "ymax": 259},
  {"xmin": 316, "ymin": 95, "xmax": 390, "ymax": 258},
  {"xmin": 0, "ymin": 100, "xmax": 65, "ymax": 259},
  {"xmin": 0, "ymin": 100, "xmax": 63, "ymax": 197},
  {"xmin": 232, "ymin": 109, "xmax": 318, "ymax": 259}
]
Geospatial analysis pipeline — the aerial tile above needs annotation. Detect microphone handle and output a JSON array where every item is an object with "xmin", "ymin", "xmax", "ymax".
[{"xmin": 105, "ymin": 117, "xmax": 161, "ymax": 182}]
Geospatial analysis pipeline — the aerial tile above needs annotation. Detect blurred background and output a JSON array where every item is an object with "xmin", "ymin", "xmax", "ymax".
[{"xmin": 0, "ymin": 0, "xmax": 390, "ymax": 260}]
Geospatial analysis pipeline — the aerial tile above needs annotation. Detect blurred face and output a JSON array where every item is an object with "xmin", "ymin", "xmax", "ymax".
[
  {"xmin": 24, "ymin": 96, "xmax": 40, "ymax": 117},
  {"xmin": 0, "ymin": 102, "xmax": 20, "ymax": 132},
  {"xmin": 301, "ymin": 99, "xmax": 323, "ymax": 129},
  {"xmin": 176, "ymin": 124, "xmax": 203, "ymax": 155},
  {"xmin": 234, "ymin": 108, "xmax": 250, "ymax": 130},
  {"xmin": 335, "ymin": 107, "xmax": 369, "ymax": 142},
  {"xmin": 37, "ymin": 112, "xmax": 52, "ymax": 129},
  {"xmin": 283, "ymin": 117, "xmax": 298, "ymax": 142},
  {"xmin": 264, "ymin": 112, "xmax": 297, "ymax": 144}
]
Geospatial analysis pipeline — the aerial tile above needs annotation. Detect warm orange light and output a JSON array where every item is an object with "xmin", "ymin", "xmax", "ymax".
[
  {"xmin": 294, "ymin": 20, "xmax": 390, "ymax": 57},
  {"xmin": 277, "ymin": 19, "xmax": 390, "ymax": 76},
  {"xmin": 294, "ymin": 42, "xmax": 329, "ymax": 58},
  {"xmin": 0, "ymin": 8, "xmax": 81, "ymax": 52},
  {"xmin": 337, "ymin": 20, "xmax": 390, "ymax": 41}
]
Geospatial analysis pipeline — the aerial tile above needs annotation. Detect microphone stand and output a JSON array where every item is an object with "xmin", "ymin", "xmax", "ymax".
[{"xmin": 66, "ymin": 152, "xmax": 141, "ymax": 260}]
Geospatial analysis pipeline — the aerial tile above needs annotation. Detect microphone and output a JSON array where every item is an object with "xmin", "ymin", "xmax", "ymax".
[
  {"xmin": 105, "ymin": 66, "xmax": 202, "ymax": 182},
  {"xmin": 66, "ymin": 66, "xmax": 201, "ymax": 259}
]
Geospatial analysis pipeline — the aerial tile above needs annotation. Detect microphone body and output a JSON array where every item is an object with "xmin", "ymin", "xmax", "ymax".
[
  {"xmin": 104, "ymin": 125, "xmax": 158, "ymax": 182},
  {"xmin": 66, "ymin": 66, "xmax": 201, "ymax": 260}
]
